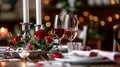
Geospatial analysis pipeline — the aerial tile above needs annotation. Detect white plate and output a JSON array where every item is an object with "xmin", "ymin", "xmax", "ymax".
[
  {"xmin": 65, "ymin": 55, "xmax": 103, "ymax": 61},
  {"xmin": 54, "ymin": 56, "xmax": 113, "ymax": 64}
]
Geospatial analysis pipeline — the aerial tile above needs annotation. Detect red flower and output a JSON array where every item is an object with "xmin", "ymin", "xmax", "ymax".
[
  {"xmin": 45, "ymin": 36, "xmax": 53, "ymax": 44},
  {"xmin": 27, "ymin": 43, "xmax": 34, "ymax": 50},
  {"xmin": 11, "ymin": 35, "xmax": 22, "ymax": 45},
  {"xmin": 34, "ymin": 30, "xmax": 46, "ymax": 40}
]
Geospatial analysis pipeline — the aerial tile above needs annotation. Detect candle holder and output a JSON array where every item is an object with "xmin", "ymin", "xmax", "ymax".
[
  {"xmin": 34, "ymin": 24, "xmax": 44, "ymax": 31},
  {"xmin": 20, "ymin": 22, "xmax": 32, "ymax": 48},
  {"xmin": 18, "ymin": 50, "xmax": 30, "ymax": 61}
]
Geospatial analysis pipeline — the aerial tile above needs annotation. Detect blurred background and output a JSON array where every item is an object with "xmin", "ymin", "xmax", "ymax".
[{"xmin": 0, "ymin": 0, "xmax": 120, "ymax": 51}]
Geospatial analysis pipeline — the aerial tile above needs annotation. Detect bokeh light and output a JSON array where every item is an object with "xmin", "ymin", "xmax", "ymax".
[
  {"xmin": 100, "ymin": 20, "xmax": 105, "ymax": 26},
  {"xmin": 45, "ymin": 22, "xmax": 51, "ymax": 27},
  {"xmin": 108, "ymin": 16, "xmax": 113, "ymax": 22}
]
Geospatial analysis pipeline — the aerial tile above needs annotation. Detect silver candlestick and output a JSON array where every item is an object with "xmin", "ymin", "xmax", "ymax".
[
  {"xmin": 20, "ymin": 22, "xmax": 32, "ymax": 47},
  {"xmin": 34, "ymin": 24, "xmax": 44, "ymax": 31}
]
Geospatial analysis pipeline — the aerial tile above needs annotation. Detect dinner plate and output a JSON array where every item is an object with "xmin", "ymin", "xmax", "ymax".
[
  {"xmin": 55, "ymin": 56, "xmax": 103, "ymax": 62},
  {"xmin": 65, "ymin": 55, "xmax": 104, "ymax": 61},
  {"xmin": 54, "ymin": 56, "xmax": 113, "ymax": 64}
]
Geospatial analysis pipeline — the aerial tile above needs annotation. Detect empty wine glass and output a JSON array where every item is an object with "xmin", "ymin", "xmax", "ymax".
[
  {"xmin": 64, "ymin": 14, "xmax": 78, "ymax": 42},
  {"xmin": 53, "ymin": 15, "xmax": 66, "ymax": 46}
]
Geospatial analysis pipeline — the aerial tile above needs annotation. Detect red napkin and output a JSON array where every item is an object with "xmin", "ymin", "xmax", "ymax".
[
  {"xmin": 91, "ymin": 49, "xmax": 120, "ymax": 64},
  {"xmin": 68, "ymin": 50, "xmax": 97, "ymax": 57}
]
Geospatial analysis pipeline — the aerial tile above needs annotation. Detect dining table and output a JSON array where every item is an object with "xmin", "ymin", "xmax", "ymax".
[
  {"xmin": 0, "ymin": 60, "xmax": 119, "ymax": 67},
  {"xmin": 0, "ymin": 46, "xmax": 120, "ymax": 67},
  {"xmin": 0, "ymin": 54, "xmax": 119, "ymax": 67}
]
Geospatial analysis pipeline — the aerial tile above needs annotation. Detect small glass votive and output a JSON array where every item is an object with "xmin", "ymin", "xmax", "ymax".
[
  {"xmin": 18, "ymin": 50, "xmax": 30, "ymax": 60},
  {"xmin": 67, "ymin": 42, "xmax": 82, "ymax": 53}
]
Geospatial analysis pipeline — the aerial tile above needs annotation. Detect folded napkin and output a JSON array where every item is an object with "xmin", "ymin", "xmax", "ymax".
[
  {"xmin": 91, "ymin": 49, "xmax": 120, "ymax": 64},
  {"xmin": 68, "ymin": 50, "xmax": 97, "ymax": 57}
]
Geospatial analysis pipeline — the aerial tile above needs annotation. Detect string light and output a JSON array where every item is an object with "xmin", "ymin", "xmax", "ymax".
[
  {"xmin": 108, "ymin": 16, "xmax": 113, "ymax": 22},
  {"xmin": 44, "ymin": 15, "xmax": 50, "ymax": 21},
  {"xmin": 89, "ymin": 15, "xmax": 94, "ymax": 20},
  {"xmin": 79, "ymin": 17, "xmax": 84, "ymax": 23},
  {"xmin": 110, "ymin": 0, "xmax": 116, "ymax": 5},
  {"xmin": 78, "ymin": 11, "xmax": 120, "ymax": 26},
  {"xmin": 93, "ymin": 16, "xmax": 98, "ymax": 22},
  {"xmin": 115, "ymin": 14, "xmax": 120, "ymax": 20},
  {"xmin": 100, "ymin": 20, "xmax": 105, "ymax": 26},
  {"xmin": 45, "ymin": 22, "xmax": 51, "ymax": 27},
  {"xmin": 43, "ymin": 0, "xmax": 50, "ymax": 5},
  {"xmin": 83, "ymin": 11, "xmax": 89, "ymax": 17}
]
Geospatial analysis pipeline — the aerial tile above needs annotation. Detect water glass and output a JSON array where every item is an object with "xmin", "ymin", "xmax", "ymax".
[{"xmin": 67, "ymin": 42, "xmax": 82, "ymax": 53}]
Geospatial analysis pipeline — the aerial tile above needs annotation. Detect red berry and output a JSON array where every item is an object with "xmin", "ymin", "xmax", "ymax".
[{"xmin": 51, "ymin": 52, "xmax": 63, "ymax": 59}]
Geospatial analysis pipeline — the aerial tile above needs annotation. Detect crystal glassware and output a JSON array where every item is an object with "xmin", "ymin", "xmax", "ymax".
[
  {"xmin": 53, "ymin": 15, "xmax": 66, "ymax": 45},
  {"xmin": 18, "ymin": 50, "xmax": 30, "ymax": 61},
  {"xmin": 64, "ymin": 14, "xmax": 78, "ymax": 43}
]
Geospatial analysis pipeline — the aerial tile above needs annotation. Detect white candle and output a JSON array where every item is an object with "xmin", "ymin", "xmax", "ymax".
[
  {"xmin": 23, "ymin": 0, "xmax": 29, "ymax": 23},
  {"xmin": 36, "ymin": 0, "xmax": 42, "ymax": 25}
]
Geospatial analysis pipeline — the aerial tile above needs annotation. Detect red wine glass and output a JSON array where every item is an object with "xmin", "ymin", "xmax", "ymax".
[{"xmin": 54, "ymin": 15, "xmax": 65, "ymax": 46}]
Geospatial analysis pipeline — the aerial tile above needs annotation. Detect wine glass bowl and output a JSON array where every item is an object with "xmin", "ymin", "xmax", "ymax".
[
  {"xmin": 54, "ymin": 28, "xmax": 65, "ymax": 39},
  {"xmin": 54, "ymin": 15, "xmax": 66, "ymax": 45},
  {"xmin": 64, "ymin": 14, "xmax": 78, "ymax": 42}
]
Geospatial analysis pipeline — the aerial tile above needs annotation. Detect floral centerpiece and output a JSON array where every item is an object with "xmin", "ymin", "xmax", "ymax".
[{"xmin": 8, "ymin": 29, "xmax": 53, "ymax": 51}]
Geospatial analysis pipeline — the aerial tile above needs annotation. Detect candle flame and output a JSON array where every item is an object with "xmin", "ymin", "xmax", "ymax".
[
  {"xmin": 0, "ymin": 27, "xmax": 5, "ymax": 32},
  {"xmin": 0, "ymin": 27, "xmax": 8, "ymax": 37}
]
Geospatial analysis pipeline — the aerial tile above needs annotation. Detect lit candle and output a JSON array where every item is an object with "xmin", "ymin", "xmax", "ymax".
[
  {"xmin": 0, "ymin": 27, "xmax": 8, "ymax": 37},
  {"xmin": 36, "ymin": 0, "xmax": 42, "ymax": 25},
  {"xmin": 19, "ymin": 50, "xmax": 30, "ymax": 59},
  {"xmin": 23, "ymin": 0, "xmax": 29, "ymax": 23}
]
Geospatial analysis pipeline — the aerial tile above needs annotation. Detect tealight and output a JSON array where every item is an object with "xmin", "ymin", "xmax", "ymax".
[{"xmin": 18, "ymin": 50, "xmax": 30, "ymax": 59}]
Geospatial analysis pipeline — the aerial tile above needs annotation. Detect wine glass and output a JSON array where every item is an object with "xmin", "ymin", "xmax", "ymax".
[
  {"xmin": 64, "ymin": 14, "xmax": 78, "ymax": 53},
  {"xmin": 113, "ymin": 24, "xmax": 120, "ymax": 51},
  {"xmin": 64, "ymin": 14, "xmax": 78, "ymax": 43},
  {"xmin": 54, "ymin": 15, "xmax": 65, "ymax": 46}
]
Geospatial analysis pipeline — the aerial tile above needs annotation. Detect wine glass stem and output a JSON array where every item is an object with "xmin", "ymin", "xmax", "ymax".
[{"xmin": 59, "ymin": 38, "xmax": 62, "ymax": 45}]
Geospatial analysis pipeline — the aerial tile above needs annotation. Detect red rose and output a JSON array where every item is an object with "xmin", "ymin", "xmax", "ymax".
[
  {"xmin": 34, "ymin": 30, "xmax": 46, "ymax": 40},
  {"xmin": 45, "ymin": 36, "xmax": 53, "ymax": 44},
  {"xmin": 11, "ymin": 35, "xmax": 22, "ymax": 45}
]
